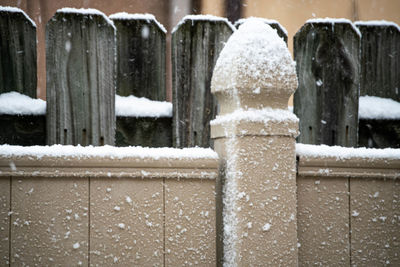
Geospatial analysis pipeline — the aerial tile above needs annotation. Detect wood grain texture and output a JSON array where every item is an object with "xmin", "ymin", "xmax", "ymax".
[
  {"xmin": 111, "ymin": 17, "xmax": 166, "ymax": 100},
  {"xmin": 294, "ymin": 22, "xmax": 360, "ymax": 147},
  {"xmin": 0, "ymin": 9, "xmax": 36, "ymax": 97},
  {"xmin": 356, "ymin": 23, "xmax": 400, "ymax": 101},
  {"xmin": 46, "ymin": 11, "xmax": 116, "ymax": 146},
  {"xmin": 172, "ymin": 19, "xmax": 233, "ymax": 148}
]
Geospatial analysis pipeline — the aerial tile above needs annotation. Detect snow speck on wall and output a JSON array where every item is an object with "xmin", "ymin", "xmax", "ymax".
[
  {"xmin": 109, "ymin": 12, "xmax": 167, "ymax": 33},
  {"xmin": 296, "ymin": 143, "xmax": 400, "ymax": 160},
  {"xmin": 115, "ymin": 95, "xmax": 172, "ymax": 118},
  {"xmin": 0, "ymin": 6, "xmax": 36, "ymax": 27},
  {"xmin": 0, "ymin": 91, "xmax": 46, "ymax": 115},
  {"xmin": 359, "ymin": 96, "xmax": 400, "ymax": 120}
]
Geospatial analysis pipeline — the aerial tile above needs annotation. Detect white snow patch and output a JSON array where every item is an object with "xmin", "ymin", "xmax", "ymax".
[
  {"xmin": 359, "ymin": 96, "xmax": 400, "ymax": 120},
  {"xmin": 0, "ymin": 6, "xmax": 36, "ymax": 27},
  {"xmin": 172, "ymin": 14, "xmax": 236, "ymax": 33},
  {"xmin": 351, "ymin": 210, "xmax": 359, "ymax": 217},
  {"xmin": 125, "ymin": 196, "xmax": 132, "ymax": 204},
  {"xmin": 115, "ymin": 95, "xmax": 172, "ymax": 117},
  {"xmin": 262, "ymin": 223, "xmax": 271, "ymax": 231},
  {"xmin": 117, "ymin": 223, "xmax": 125, "ymax": 229},
  {"xmin": 306, "ymin": 18, "xmax": 361, "ymax": 37},
  {"xmin": 211, "ymin": 107, "xmax": 298, "ymax": 125},
  {"xmin": 0, "ymin": 92, "xmax": 46, "ymax": 115},
  {"xmin": 57, "ymin": 7, "xmax": 115, "ymax": 30},
  {"xmin": 235, "ymin": 17, "xmax": 288, "ymax": 36},
  {"xmin": 0, "ymin": 144, "xmax": 218, "ymax": 160},
  {"xmin": 73, "ymin": 242, "xmax": 80, "ymax": 249},
  {"xmin": 296, "ymin": 143, "xmax": 400, "ymax": 160},
  {"xmin": 109, "ymin": 12, "xmax": 167, "ymax": 33},
  {"xmin": 114, "ymin": 206, "xmax": 121, "ymax": 211},
  {"xmin": 355, "ymin": 20, "xmax": 400, "ymax": 32}
]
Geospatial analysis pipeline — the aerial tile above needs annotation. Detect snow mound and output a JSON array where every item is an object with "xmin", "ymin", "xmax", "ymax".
[
  {"xmin": 306, "ymin": 18, "xmax": 361, "ymax": 37},
  {"xmin": 172, "ymin": 14, "xmax": 235, "ymax": 33},
  {"xmin": 234, "ymin": 17, "xmax": 287, "ymax": 36},
  {"xmin": 109, "ymin": 12, "xmax": 167, "ymax": 33},
  {"xmin": 0, "ymin": 6, "xmax": 36, "ymax": 27},
  {"xmin": 359, "ymin": 96, "xmax": 400, "ymax": 120},
  {"xmin": 56, "ymin": 7, "xmax": 115, "ymax": 30},
  {"xmin": 0, "ymin": 91, "xmax": 46, "ymax": 115},
  {"xmin": 0, "ymin": 144, "xmax": 218, "ymax": 160},
  {"xmin": 355, "ymin": 20, "xmax": 400, "ymax": 32},
  {"xmin": 115, "ymin": 95, "xmax": 172, "ymax": 117},
  {"xmin": 296, "ymin": 143, "xmax": 400, "ymax": 160},
  {"xmin": 211, "ymin": 18, "xmax": 297, "ymax": 98}
]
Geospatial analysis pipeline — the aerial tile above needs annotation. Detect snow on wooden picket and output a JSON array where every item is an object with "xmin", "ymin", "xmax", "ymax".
[
  {"xmin": 0, "ymin": 6, "xmax": 36, "ymax": 98},
  {"xmin": 46, "ymin": 8, "xmax": 116, "ymax": 146},
  {"xmin": 172, "ymin": 15, "xmax": 234, "ymax": 148},
  {"xmin": 294, "ymin": 18, "xmax": 360, "ymax": 147},
  {"xmin": 234, "ymin": 17, "xmax": 288, "ymax": 44}
]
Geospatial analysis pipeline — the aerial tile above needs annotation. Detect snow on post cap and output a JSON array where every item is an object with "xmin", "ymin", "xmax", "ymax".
[
  {"xmin": 355, "ymin": 20, "xmax": 400, "ymax": 32},
  {"xmin": 109, "ymin": 12, "xmax": 167, "ymax": 33},
  {"xmin": 56, "ymin": 7, "xmax": 115, "ymax": 30},
  {"xmin": 172, "ymin": 14, "xmax": 235, "ymax": 34},
  {"xmin": 306, "ymin": 18, "xmax": 361, "ymax": 37},
  {"xmin": 234, "ymin": 17, "xmax": 288, "ymax": 37},
  {"xmin": 0, "ymin": 6, "xmax": 36, "ymax": 27},
  {"xmin": 211, "ymin": 18, "xmax": 297, "ymax": 111}
]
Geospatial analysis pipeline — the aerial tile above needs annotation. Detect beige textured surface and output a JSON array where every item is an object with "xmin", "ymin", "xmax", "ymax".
[
  {"xmin": 10, "ymin": 177, "xmax": 89, "ymax": 265},
  {"xmin": 350, "ymin": 178, "xmax": 400, "ymax": 266},
  {"xmin": 297, "ymin": 176, "xmax": 350, "ymax": 265},
  {"xmin": 165, "ymin": 178, "xmax": 216, "ymax": 266},
  {"xmin": 90, "ymin": 177, "xmax": 163, "ymax": 265},
  {"xmin": 0, "ymin": 177, "xmax": 10, "ymax": 266}
]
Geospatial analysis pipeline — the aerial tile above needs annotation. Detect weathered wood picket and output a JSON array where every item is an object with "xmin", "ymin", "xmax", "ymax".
[{"xmin": 0, "ymin": 7, "xmax": 399, "ymax": 149}]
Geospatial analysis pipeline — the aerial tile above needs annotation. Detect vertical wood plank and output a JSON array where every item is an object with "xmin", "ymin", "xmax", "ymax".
[
  {"xmin": 10, "ymin": 177, "xmax": 89, "ymax": 266},
  {"xmin": 90, "ymin": 177, "xmax": 163, "ymax": 265},
  {"xmin": 46, "ymin": 9, "xmax": 116, "ymax": 146},
  {"xmin": 0, "ymin": 177, "xmax": 10, "ymax": 266},
  {"xmin": 0, "ymin": 7, "xmax": 36, "ymax": 98},
  {"xmin": 234, "ymin": 18, "xmax": 288, "ymax": 44},
  {"xmin": 355, "ymin": 22, "xmax": 400, "ymax": 101},
  {"xmin": 294, "ymin": 20, "xmax": 360, "ymax": 147},
  {"xmin": 172, "ymin": 16, "xmax": 233, "ymax": 148},
  {"xmin": 110, "ymin": 13, "xmax": 166, "ymax": 101}
]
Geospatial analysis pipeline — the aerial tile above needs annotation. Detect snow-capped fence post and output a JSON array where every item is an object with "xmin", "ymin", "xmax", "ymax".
[
  {"xmin": 234, "ymin": 18, "xmax": 288, "ymax": 44},
  {"xmin": 210, "ymin": 19, "xmax": 299, "ymax": 265},
  {"xmin": 172, "ymin": 16, "xmax": 234, "ymax": 148},
  {"xmin": 356, "ymin": 21, "xmax": 400, "ymax": 148},
  {"xmin": 0, "ymin": 7, "xmax": 37, "ymax": 98},
  {"xmin": 110, "ymin": 13, "xmax": 172, "ymax": 147},
  {"xmin": 46, "ymin": 8, "xmax": 116, "ymax": 146},
  {"xmin": 293, "ymin": 19, "xmax": 360, "ymax": 147}
]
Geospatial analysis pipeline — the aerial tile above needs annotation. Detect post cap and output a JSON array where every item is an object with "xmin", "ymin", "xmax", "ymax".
[{"xmin": 211, "ymin": 18, "xmax": 297, "ymax": 113}]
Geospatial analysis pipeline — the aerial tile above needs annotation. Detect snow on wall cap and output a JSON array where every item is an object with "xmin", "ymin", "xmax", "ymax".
[
  {"xmin": 115, "ymin": 95, "xmax": 172, "ymax": 117},
  {"xmin": 359, "ymin": 96, "xmax": 400, "ymax": 120},
  {"xmin": 109, "ymin": 12, "xmax": 167, "ymax": 33},
  {"xmin": 0, "ymin": 91, "xmax": 45, "ymax": 115},
  {"xmin": 234, "ymin": 17, "xmax": 288, "ymax": 36},
  {"xmin": 355, "ymin": 20, "xmax": 400, "ymax": 31},
  {"xmin": 172, "ymin": 14, "xmax": 236, "ymax": 33},
  {"xmin": 211, "ymin": 18, "xmax": 297, "ymax": 110},
  {"xmin": 306, "ymin": 17, "xmax": 361, "ymax": 37},
  {"xmin": 0, "ymin": 144, "xmax": 218, "ymax": 160},
  {"xmin": 0, "ymin": 6, "xmax": 36, "ymax": 27},
  {"xmin": 296, "ymin": 143, "xmax": 400, "ymax": 160},
  {"xmin": 56, "ymin": 7, "xmax": 115, "ymax": 30}
]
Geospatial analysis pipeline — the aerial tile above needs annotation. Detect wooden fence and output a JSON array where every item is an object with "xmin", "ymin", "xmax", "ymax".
[{"xmin": 1, "ymin": 8, "xmax": 399, "ymax": 149}]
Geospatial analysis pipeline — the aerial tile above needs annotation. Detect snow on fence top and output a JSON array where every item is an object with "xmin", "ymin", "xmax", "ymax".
[
  {"xmin": 0, "ymin": 144, "xmax": 218, "ymax": 160},
  {"xmin": 0, "ymin": 6, "xmax": 36, "ymax": 27},
  {"xmin": 109, "ymin": 12, "xmax": 167, "ymax": 33},
  {"xmin": 306, "ymin": 18, "xmax": 361, "ymax": 37},
  {"xmin": 0, "ymin": 92, "xmax": 45, "ymax": 115},
  {"xmin": 115, "ymin": 95, "xmax": 172, "ymax": 117},
  {"xmin": 296, "ymin": 143, "xmax": 400, "ymax": 160},
  {"xmin": 0, "ymin": 92, "xmax": 172, "ymax": 118},
  {"xmin": 355, "ymin": 20, "xmax": 400, "ymax": 31},
  {"xmin": 211, "ymin": 18, "xmax": 297, "ymax": 99},
  {"xmin": 234, "ymin": 17, "xmax": 288, "ymax": 36},
  {"xmin": 56, "ymin": 7, "xmax": 115, "ymax": 30},
  {"xmin": 172, "ymin": 14, "xmax": 236, "ymax": 33},
  {"xmin": 359, "ymin": 96, "xmax": 400, "ymax": 120}
]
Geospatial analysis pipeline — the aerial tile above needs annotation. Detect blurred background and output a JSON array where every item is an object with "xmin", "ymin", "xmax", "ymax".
[{"xmin": 1, "ymin": 0, "xmax": 399, "ymax": 100}]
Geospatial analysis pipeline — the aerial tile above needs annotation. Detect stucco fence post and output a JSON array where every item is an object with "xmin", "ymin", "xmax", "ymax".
[{"xmin": 210, "ymin": 19, "xmax": 299, "ymax": 265}]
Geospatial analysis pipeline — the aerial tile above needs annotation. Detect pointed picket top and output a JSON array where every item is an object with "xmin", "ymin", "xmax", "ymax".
[{"xmin": 212, "ymin": 18, "xmax": 297, "ymax": 113}]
